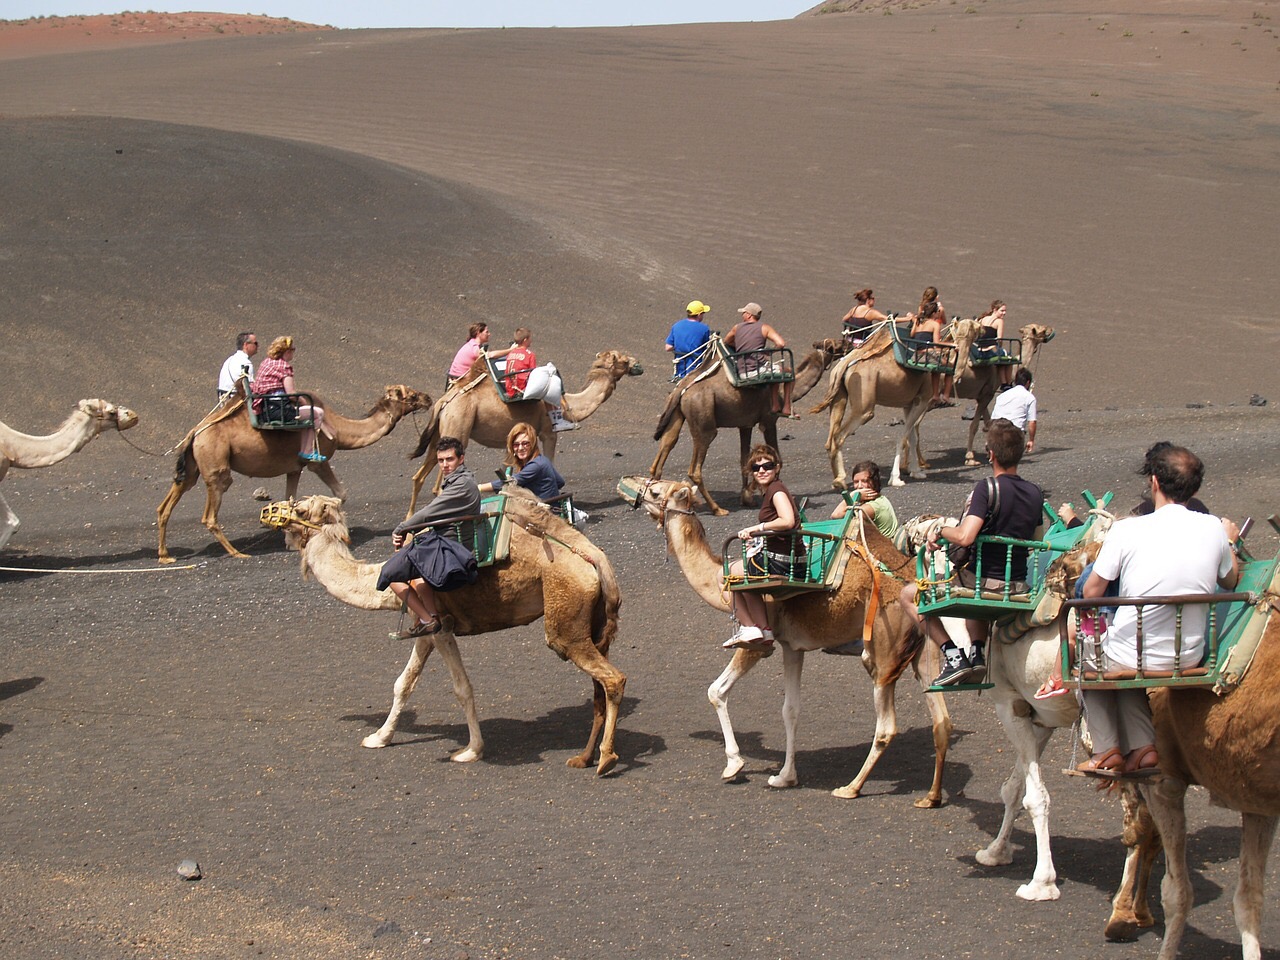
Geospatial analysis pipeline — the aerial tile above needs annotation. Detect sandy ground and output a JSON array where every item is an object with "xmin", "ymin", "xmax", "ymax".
[{"xmin": 2, "ymin": 3, "xmax": 1279, "ymax": 958}]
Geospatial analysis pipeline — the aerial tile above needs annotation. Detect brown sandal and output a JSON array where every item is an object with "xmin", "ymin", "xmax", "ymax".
[
  {"xmin": 1123, "ymin": 745, "xmax": 1160, "ymax": 777},
  {"xmin": 1075, "ymin": 747, "xmax": 1124, "ymax": 776}
]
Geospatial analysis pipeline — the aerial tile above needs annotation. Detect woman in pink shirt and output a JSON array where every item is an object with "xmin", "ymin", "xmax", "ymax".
[{"xmin": 447, "ymin": 323, "xmax": 513, "ymax": 388}]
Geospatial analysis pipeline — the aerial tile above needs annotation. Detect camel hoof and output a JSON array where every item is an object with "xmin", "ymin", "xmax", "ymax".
[
  {"xmin": 595, "ymin": 752, "xmax": 618, "ymax": 777},
  {"xmin": 918, "ymin": 460, "xmax": 932, "ymax": 470},
  {"xmin": 913, "ymin": 794, "xmax": 943, "ymax": 809},
  {"xmin": 831, "ymin": 480, "xmax": 847, "ymax": 492},
  {"xmin": 711, "ymin": 507, "xmax": 729, "ymax": 517},
  {"xmin": 908, "ymin": 471, "xmax": 927, "ymax": 481},
  {"xmin": 1016, "ymin": 880, "xmax": 1061, "ymax": 902},
  {"xmin": 975, "ymin": 845, "xmax": 1012, "ymax": 867},
  {"xmin": 361, "ymin": 733, "xmax": 392, "ymax": 749},
  {"xmin": 722, "ymin": 756, "xmax": 745, "ymax": 781},
  {"xmin": 565, "ymin": 755, "xmax": 590, "ymax": 769},
  {"xmin": 831, "ymin": 785, "xmax": 861, "ymax": 799},
  {"xmin": 889, "ymin": 477, "xmax": 906, "ymax": 488},
  {"xmin": 767, "ymin": 773, "xmax": 798, "ymax": 789},
  {"xmin": 964, "ymin": 456, "xmax": 980, "ymax": 467},
  {"xmin": 450, "ymin": 746, "xmax": 482, "ymax": 763},
  {"xmin": 158, "ymin": 555, "xmax": 175, "ymax": 565},
  {"xmin": 1104, "ymin": 918, "xmax": 1140, "ymax": 942}
]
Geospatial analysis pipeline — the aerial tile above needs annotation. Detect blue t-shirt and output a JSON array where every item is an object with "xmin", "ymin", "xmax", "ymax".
[{"xmin": 666, "ymin": 318, "xmax": 711, "ymax": 378}]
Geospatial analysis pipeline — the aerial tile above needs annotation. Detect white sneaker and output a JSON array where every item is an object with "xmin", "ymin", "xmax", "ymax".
[{"xmin": 723, "ymin": 625, "xmax": 764, "ymax": 648}]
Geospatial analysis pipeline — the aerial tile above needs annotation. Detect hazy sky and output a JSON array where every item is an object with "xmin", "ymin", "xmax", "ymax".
[{"xmin": 2, "ymin": 2, "xmax": 804, "ymax": 29}]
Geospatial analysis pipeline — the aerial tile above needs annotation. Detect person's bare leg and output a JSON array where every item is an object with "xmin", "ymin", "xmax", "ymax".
[{"xmin": 391, "ymin": 580, "xmax": 437, "ymax": 625}]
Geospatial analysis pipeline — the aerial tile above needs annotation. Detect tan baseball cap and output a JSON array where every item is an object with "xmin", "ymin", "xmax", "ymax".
[{"xmin": 737, "ymin": 302, "xmax": 763, "ymax": 318}]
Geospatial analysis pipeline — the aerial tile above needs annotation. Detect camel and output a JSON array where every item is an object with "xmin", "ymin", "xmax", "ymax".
[
  {"xmin": 647, "ymin": 348, "xmax": 829, "ymax": 516},
  {"xmin": 406, "ymin": 350, "xmax": 643, "ymax": 515},
  {"xmin": 811, "ymin": 321, "xmax": 1054, "ymax": 490},
  {"xmin": 897, "ymin": 511, "xmax": 1123, "ymax": 902},
  {"xmin": 157, "ymin": 384, "xmax": 431, "ymax": 562},
  {"xmin": 1106, "ymin": 592, "xmax": 1280, "ymax": 960},
  {"xmin": 623, "ymin": 475, "xmax": 953, "ymax": 807},
  {"xmin": 0, "ymin": 399, "xmax": 139, "ymax": 550},
  {"xmin": 263, "ymin": 491, "xmax": 626, "ymax": 775}
]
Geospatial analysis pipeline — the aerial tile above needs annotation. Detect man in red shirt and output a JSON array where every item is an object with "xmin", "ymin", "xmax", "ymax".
[{"xmin": 504, "ymin": 327, "xmax": 535, "ymax": 398}]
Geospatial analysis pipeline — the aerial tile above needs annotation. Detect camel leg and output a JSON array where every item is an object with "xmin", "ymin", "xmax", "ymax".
[
  {"xmin": 821, "ymin": 384, "xmax": 850, "ymax": 490},
  {"xmin": 1013, "ymin": 751, "xmax": 1060, "ymax": 901},
  {"xmin": 708, "ymin": 649, "xmax": 762, "ymax": 781},
  {"xmin": 197, "ymin": 470, "xmax": 248, "ymax": 559},
  {"xmin": 1235, "ymin": 813, "xmax": 1278, "ymax": 960},
  {"xmin": 406, "ymin": 436, "xmax": 440, "ymax": 518},
  {"xmin": 686, "ymin": 420, "xmax": 726, "ymax": 517},
  {"xmin": 738, "ymin": 426, "xmax": 756, "ymax": 509},
  {"xmin": 156, "ymin": 455, "xmax": 201, "ymax": 563},
  {"xmin": 831, "ymin": 679, "xmax": 895, "ymax": 799},
  {"xmin": 649, "ymin": 411, "xmax": 685, "ymax": 479},
  {"xmin": 362, "ymin": 634, "xmax": 437, "ymax": 748},
  {"xmin": 768, "ymin": 646, "xmax": 805, "ymax": 788},
  {"xmin": 976, "ymin": 757, "xmax": 1029, "ymax": 868},
  {"xmin": 0, "ymin": 490, "xmax": 18, "ymax": 552},
  {"xmin": 1106, "ymin": 784, "xmax": 1161, "ymax": 940},
  {"xmin": 964, "ymin": 401, "xmax": 992, "ymax": 466},
  {"xmin": 1144, "ymin": 777, "xmax": 1192, "ymax": 960},
  {"xmin": 284, "ymin": 469, "xmax": 302, "ymax": 501},
  {"xmin": 431, "ymin": 632, "xmax": 484, "ymax": 762},
  {"xmin": 559, "ymin": 641, "xmax": 625, "ymax": 776},
  {"xmin": 307, "ymin": 462, "xmax": 348, "ymax": 502},
  {"xmin": 915, "ymin": 688, "xmax": 951, "ymax": 808}
]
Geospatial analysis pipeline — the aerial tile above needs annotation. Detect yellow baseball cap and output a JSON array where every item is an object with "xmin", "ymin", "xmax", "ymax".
[{"xmin": 685, "ymin": 300, "xmax": 710, "ymax": 316}]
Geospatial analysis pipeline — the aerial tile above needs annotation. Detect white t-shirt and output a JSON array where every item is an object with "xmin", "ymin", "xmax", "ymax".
[
  {"xmin": 1092, "ymin": 504, "xmax": 1233, "ymax": 670},
  {"xmin": 991, "ymin": 384, "xmax": 1037, "ymax": 429},
  {"xmin": 218, "ymin": 350, "xmax": 255, "ymax": 393}
]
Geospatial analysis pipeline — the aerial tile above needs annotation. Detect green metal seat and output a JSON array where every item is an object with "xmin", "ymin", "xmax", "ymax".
[
  {"xmin": 714, "ymin": 339, "xmax": 795, "ymax": 388},
  {"xmin": 914, "ymin": 491, "xmax": 1114, "ymax": 621},
  {"xmin": 483, "ymin": 354, "xmax": 533, "ymax": 404},
  {"xmin": 890, "ymin": 321, "xmax": 957, "ymax": 374},
  {"xmin": 1060, "ymin": 545, "xmax": 1279, "ymax": 692},
  {"xmin": 969, "ymin": 336, "xmax": 1022, "ymax": 367},
  {"xmin": 410, "ymin": 494, "xmax": 513, "ymax": 568},
  {"xmin": 722, "ymin": 513, "xmax": 855, "ymax": 595},
  {"xmin": 247, "ymin": 389, "xmax": 316, "ymax": 431}
]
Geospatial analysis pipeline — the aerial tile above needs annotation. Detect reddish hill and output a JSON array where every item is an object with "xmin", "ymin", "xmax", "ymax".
[{"xmin": 0, "ymin": 11, "xmax": 332, "ymax": 60}]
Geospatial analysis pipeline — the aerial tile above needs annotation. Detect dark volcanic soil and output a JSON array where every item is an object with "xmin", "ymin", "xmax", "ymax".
[{"xmin": 2, "ymin": 8, "xmax": 1280, "ymax": 959}]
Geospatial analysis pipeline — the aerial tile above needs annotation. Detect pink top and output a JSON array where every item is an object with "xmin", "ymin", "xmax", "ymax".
[{"xmin": 449, "ymin": 338, "xmax": 483, "ymax": 378}]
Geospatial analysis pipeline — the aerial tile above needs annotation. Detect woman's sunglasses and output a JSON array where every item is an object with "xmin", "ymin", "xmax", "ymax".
[{"xmin": 750, "ymin": 461, "xmax": 777, "ymax": 472}]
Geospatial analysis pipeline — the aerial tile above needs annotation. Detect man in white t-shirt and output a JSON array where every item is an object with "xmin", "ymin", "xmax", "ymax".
[
  {"xmin": 217, "ymin": 332, "xmax": 258, "ymax": 400},
  {"xmin": 1075, "ymin": 445, "xmax": 1239, "ymax": 777},
  {"xmin": 990, "ymin": 369, "xmax": 1037, "ymax": 452}
]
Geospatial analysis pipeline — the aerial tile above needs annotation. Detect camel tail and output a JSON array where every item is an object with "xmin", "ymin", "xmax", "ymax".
[
  {"xmin": 409, "ymin": 403, "xmax": 441, "ymax": 460},
  {"xmin": 653, "ymin": 385, "xmax": 686, "ymax": 442},
  {"xmin": 809, "ymin": 375, "xmax": 845, "ymax": 415},
  {"xmin": 170, "ymin": 429, "xmax": 198, "ymax": 486},
  {"xmin": 881, "ymin": 618, "xmax": 928, "ymax": 687}
]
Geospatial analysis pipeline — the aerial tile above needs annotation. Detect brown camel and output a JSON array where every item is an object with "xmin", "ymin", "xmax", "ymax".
[
  {"xmin": 622, "ymin": 475, "xmax": 952, "ymax": 806},
  {"xmin": 157, "ymin": 384, "xmax": 431, "ymax": 562},
  {"xmin": 811, "ymin": 321, "xmax": 1054, "ymax": 489},
  {"xmin": 647, "ymin": 348, "xmax": 829, "ymax": 516},
  {"xmin": 1104, "ymin": 591, "xmax": 1280, "ymax": 960},
  {"xmin": 263, "ymin": 492, "xmax": 626, "ymax": 775},
  {"xmin": 1, "ymin": 399, "xmax": 139, "ymax": 550},
  {"xmin": 406, "ymin": 349, "xmax": 643, "ymax": 515}
]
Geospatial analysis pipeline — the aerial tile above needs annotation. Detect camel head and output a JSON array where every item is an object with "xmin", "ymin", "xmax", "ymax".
[
  {"xmin": 78, "ymin": 399, "xmax": 139, "ymax": 432},
  {"xmin": 593, "ymin": 350, "xmax": 645, "ymax": 380},
  {"xmin": 382, "ymin": 384, "xmax": 433, "ymax": 415},
  {"xmin": 260, "ymin": 495, "xmax": 350, "ymax": 553},
  {"xmin": 813, "ymin": 338, "xmax": 848, "ymax": 368},
  {"xmin": 617, "ymin": 475, "xmax": 699, "ymax": 526},
  {"xmin": 1018, "ymin": 323, "xmax": 1055, "ymax": 363}
]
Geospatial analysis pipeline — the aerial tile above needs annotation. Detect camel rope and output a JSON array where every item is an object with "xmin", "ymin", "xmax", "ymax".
[{"xmin": 0, "ymin": 562, "xmax": 198, "ymax": 574}]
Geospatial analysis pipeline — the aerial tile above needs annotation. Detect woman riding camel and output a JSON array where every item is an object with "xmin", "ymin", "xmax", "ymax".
[
  {"xmin": 251, "ymin": 336, "xmax": 333, "ymax": 462},
  {"xmin": 976, "ymin": 300, "xmax": 1013, "ymax": 387},
  {"xmin": 723, "ymin": 443, "xmax": 805, "ymax": 654},
  {"xmin": 478, "ymin": 423, "xmax": 566, "ymax": 503},
  {"xmin": 841, "ymin": 288, "xmax": 889, "ymax": 348}
]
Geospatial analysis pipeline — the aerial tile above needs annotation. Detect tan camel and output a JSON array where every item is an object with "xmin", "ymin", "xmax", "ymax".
[
  {"xmin": 264, "ymin": 492, "xmax": 626, "ymax": 775},
  {"xmin": 0, "ymin": 399, "xmax": 139, "ymax": 550},
  {"xmin": 624, "ymin": 476, "xmax": 952, "ymax": 806},
  {"xmin": 1105, "ymin": 595, "xmax": 1280, "ymax": 960},
  {"xmin": 157, "ymin": 384, "xmax": 431, "ymax": 562},
  {"xmin": 647, "ymin": 348, "xmax": 829, "ymax": 516},
  {"xmin": 811, "ymin": 321, "xmax": 1054, "ymax": 489},
  {"xmin": 406, "ymin": 350, "xmax": 644, "ymax": 515}
]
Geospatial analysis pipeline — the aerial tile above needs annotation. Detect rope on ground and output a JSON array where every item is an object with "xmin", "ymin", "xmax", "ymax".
[{"xmin": 0, "ymin": 562, "xmax": 199, "ymax": 574}]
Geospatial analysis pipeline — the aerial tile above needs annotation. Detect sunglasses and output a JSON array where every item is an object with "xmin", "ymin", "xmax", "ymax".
[{"xmin": 750, "ymin": 461, "xmax": 777, "ymax": 472}]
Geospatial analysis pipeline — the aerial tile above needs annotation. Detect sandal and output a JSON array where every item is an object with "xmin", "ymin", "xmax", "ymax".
[
  {"xmin": 1033, "ymin": 676, "xmax": 1068, "ymax": 700},
  {"xmin": 1123, "ymin": 745, "xmax": 1160, "ymax": 777},
  {"xmin": 389, "ymin": 617, "xmax": 442, "ymax": 641},
  {"xmin": 1075, "ymin": 747, "xmax": 1124, "ymax": 776}
]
